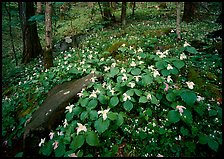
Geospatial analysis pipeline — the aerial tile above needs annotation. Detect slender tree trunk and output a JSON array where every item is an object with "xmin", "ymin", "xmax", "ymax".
[
  {"xmin": 4, "ymin": 2, "xmax": 18, "ymax": 66},
  {"xmin": 132, "ymin": 2, "xmax": 136, "ymax": 16},
  {"xmin": 36, "ymin": 2, "xmax": 42, "ymax": 14},
  {"xmin": 176, "ymin": 2, "xmax": 181, "ymax": 41},
  {"xmin": 121, "ymin": 2, "xmax": 127, "ymax": 26},
  {"xmin": 182, "ymin": 2, "xmax": 197, "ymax": 23},
  {"xmin": 18, "ymin": 2, "xmax": 42, "ymax": 64},
  {"xmin": 44, "ymin": 2, "xmax": 53, "ymax": 69}
]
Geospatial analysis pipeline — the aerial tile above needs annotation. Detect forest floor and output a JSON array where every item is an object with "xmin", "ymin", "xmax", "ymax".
[{"xmin": 2, "ymin": 2, "xmax": 222, "ymax": 157}]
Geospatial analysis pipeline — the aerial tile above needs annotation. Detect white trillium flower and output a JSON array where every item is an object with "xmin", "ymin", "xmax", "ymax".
[
  {"xmin": 69, "ymin": 153, "xmax": 78, "ymax": 157},
  {"xmin": 90, "ymin": 90, "xmax": 97, "ymax": 98},
  {"xmin": 197, "ymin": 96, "xmax": 205, "ymax": 102},
  {"xmin": 153, "ymin": 69, "xmax": 160, "ymax": 77},
  {"xmin": 52, "ymin": 141, "xmax": 59, "ymax": 150},
  {"xmin": 130, "ymin": 61, "xmax": 136, "ymax": 67},
  {"xmin": 49, "ymin": 132, "xmax": 54, "ymax": 140},
  {"xmin": 104, "ymin": 66, "xmax": 110, "ymax": 72},
  {"xmin": 180, "ymin": 53, "xmax": 187, "ymax": 60},
  {"xmin": 176, "ymin": 105, "xmax": 186, "ymax": 115},
  {"xmin": 134, "ymin": 75, "xmax": 141, "ymax": 82},
  {"xmin": 167, "ymin": 75, "xmax": 173, "ymax": 83},
  {"xmin": 39, "ymin": 138, "xmax": 45, "ymax": 147},
  {"xmin": 137, "ymin": 47, "xmax": 143, "ymax": 52},
  {"xmin": 121, "ymin": 67, "xmax": 126, "ymax": 73},
  {"xmin": 122, "ymin": 74, "xmax": 128, "ymax": 82},
  {"xmin": 65, "ymin": 36, "xmax": 72, "ymax": 43},
  {"xmin": 98, "ymin": 108, "xmax": 110, "ymax": 120},
  {"xmin": 128, "ymin": 82, "xmax": 136, "ymax": 88},
  {"xmin": 184, "ymin": 41, "xmax": 190, "ymax": 47},
  {"xmin": 167, "ymin": 64, "xmax": 173, "ymax": 70},
  {"xmin": 66, "ymin": 104, "xmax": 74, "ymax": 113},
  {"xmin": 110, "ymin": 88, "xmax": 115, "ymax": 95},
  {"xmin": 63, "ymin": 119, "xmax": 68, "ymax": 128},
  {"xmin": 147, "ymin": 93, "xmax": 152, "ymax": 100},
  {"xmin": 186, "ymin": 81, "xmax": 195, "ymax": 89},
  {"xmin": 76, "ymin": 123, "xmax": 87, "ymax": 135},
  {"xmin": 123, "ymin": 93, "xmax": 131, "ymax": 101}
]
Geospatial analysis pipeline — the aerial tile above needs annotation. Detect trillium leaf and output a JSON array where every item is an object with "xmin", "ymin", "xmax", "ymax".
[
  {"xmin": 142, "ymin": 74, "xmax": 153, "ymax": 86},
  {"xmin": 107, "ymin": 112, "xmax": 118, "ymax": 120},
  {"xmin": 172, "ymin": 60, "xmax": 185, "ymax": 69},
  {"xmin": 98, "ymin": 95, "xmax": 108, "ymax": 104},
  {"xmin": 208, "ymin": 138, "xmax": 219, "ymax": 152},
  {"xmin": 94, "ymin": 118, "xmax": 110, "ymax": 133},
  {"xmin": 40, "ymin": 140, "xmax": 53, "ymax": 156},
  {"xmin": 209, "ymin": 109, "xmax": 217, "ymax": 116},
  {"xmin": 110, "ymin": 67, "xmax": 119, "ymax": 77},
  {"xmin": 116, "ymin": 113, "xmax": 124, "ymax": 127},
  {"xmin": 199, "ymin": 134, "xmax": 208, "ymax": 144},
  {"xmin": 166, "ymin": 92, "xmax": 176, "ymax": 102},
  {"xmin": 181, "ymin": 109, "xmax": 193, "ymax": 124},
  {"xmin": 88, "ymin": 99, "xmax": 98, "ymax": 110},
  {"xmin": 134, "ymin": 89, "xmax": 142, "ymax": 96},
  {"xmin": 89, "ymin": 110, "xmax": 98, "ymax": 121},
  {"xmin": 80, "ymin": 98, "xmax": 89, "ymax": 107},
  {"xmin": 123, "ymin": 100, "xmax": 133, "ymax": 112},
  {"xmin": 80, "ymin": 111, "xmax": 88, "ymax": 121},
  {"xmin": 54, "ymin": 143, "xmax": 66, "ymax": 157},
  {"xmin": 161, "ymin": 69, "xmax": 170, "ymax": 76},
  {"xmin": 155, "ymin": 61, "xmax": 167, "ymax": 70},
  {"xmin": 151, "ymin": 95, "xmax": 160, "ymax": 105},
  {"xmin": 186, "ymin": 46, "xmax": 197, "ymax": 54},
  {"xmin": 170, "ymin": 67, "xmax": 179, "ymax": 75},
  {"xmin": 73, "ymin": 106, "xmax": 84, "ymax": 116},
  {"xmin": 180, "ymin": 90, "xmax": 197, "ymax": 106},
  {"xmin": 167, "ymin": 110, "xmax": 180, "ymax": 123},
  {"xmin": 70, "ymin": 135, "xmax": 85, "ymax": 151},
  {"xmin": 139, "ymin": 96, "xmax": 148, "ymax": 103},
  {"xmin": 131, "ymin": 68, "xmax": 141, "ymax": 75},
  {"xmin": 85, "ymin": 131, "xmax": 99, "ymax": 146},
  {"xmin": 110, "ymin": 96, "xmax": 119, "ymax": 107}
]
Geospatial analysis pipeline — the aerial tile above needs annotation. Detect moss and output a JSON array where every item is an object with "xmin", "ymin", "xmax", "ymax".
[{"xmin": 143, "ymin": 27, "xmax": 173, "ymax": 37}]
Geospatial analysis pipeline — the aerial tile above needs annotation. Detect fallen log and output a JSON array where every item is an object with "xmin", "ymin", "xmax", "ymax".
[{"xmin": 23, "ymin": 73, "xmax": 101, "ymax": 156}]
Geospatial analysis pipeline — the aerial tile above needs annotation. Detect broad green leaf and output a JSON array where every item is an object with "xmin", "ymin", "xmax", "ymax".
[
  {"xmin": 107, "ymin": 112, "xmax": 118, "ymax": 120},
  {"xmin": 94, "ymin": 118, "xmax": 110, "ymax": 133},
  {"xmin": 180, "ymin": 127, "xmax": 189, "ymax": 136},
  {"xmin": 199, "ymin": 134, "xmax": 208, "ymax": 144},
  {"xmin": 40, "ymin": 141, "xmax": 53, "ymax": 156},
  {"xmin": 116, "ymin": 113, "xmax": 124, "ymax": 127},
  {"xmin": 139, "ymin": 96, "xmax": 148, "ymax": 103},
  {"xmin": 145, "ymin": 108, "xmax": 152, "ymax": 117},
  {"xmin": 155, "ymin": 61, "xmax": 167, "ymax": 70},
  {"xmin": 170, "ymin": 67, "xmax": 179, "ymax": 75},
  {"xmin": 134, "ymin": 89, "xmax": 142, "ymax": 96},
  {"xmin": 88, "ymin": 99, "xmax": 98, "ymax": 109},
  {"xmin": 73, "ymin": 106, "xmax": 83, "ymax": 116},
  {"xmin": 181, "ymin": 109, "xmax": 193, "ymax": 124},
  {"xmin": 208, "ymin": 138, "xmax": 219, "ymax": 152},
  {"xmin": 66, "ymin": 112, "xmax": 73, "ymax": 122},
  {"xmin": 69, "ymin": 68, "xmax": 78, "ymax": 74},
  {"xmin": 14, "ymin": 152, "xmax": 23, "ymax": 157},
  {"xmin": 161, "ymin": 69, "xmax": 170, "ymax": 76},
  {"xmin": 110, "ymin": 96, "xmax": 119, "ymax": 107},
  {"xmin": 80, "ymin": 98, "xmax": 89, "ymax": 107},
  {"xmin": 167, "ymin": 110, "xmax": 180, "ymax": 123},
  {"xmin": 209, "ymin": 109, "xmax": 217, "ymax": 116},
  {"xmin": 126, "ymin": 89, "xmax": 134, "ymax": 96},
  {"xmin": 70, "ymin": 135, "xmax": 85, "ymax": 151},
  {"xmin": 180, "ymin": 90, "xmax": 197, "ymax": 106},
  {"xmin": 54, "ymin": 143, "xmax": 66, "ymax": 157},
  {"xmin": 186, "ymin": 46, "xmax": 197, "ymax": 54},
  {"xmin": 151, "ymin": 95, "xmax": 160, "ymax": 105},
  {"xmin": 166, "ymin": 92, "xmax": 176, "ymax": 102},
  {"xmin": 139, "ymin": 52, "xmax": 146, "ymax": 58},
  {"xmin": 159, "ymin": 128, "xmax": 166, "ymax": 134},
  {"xmin": 110, "ymin": 67, "xmax": 119, "ymax": 77},
  {"xmin": 172, "ymin": 60, "xmax": 185, "ymax": 69},
  {"xmin": 80, "ymin": 111, "xmax": 88, "ymax": 121},
  {"xmin": 142, "ymin": 74, "xmax": 153, "ymax": 85},
  {"xmin": 123, "ymin": 100, "xmax": 133, "ymax": 112},
  {"xmin": 131, "ymin": 68, "xmax": 141, "ymax": 75},
  {"xmin": 98, "ymin": 94, "xmax": 108, "ymax": 104},
  {"xmin": 85, "ymin": 131, "xmax": 99, "ymax": 146},
  {"xmin": 89, "ymin": 110, "xmax": 98, "ymax": 121}
]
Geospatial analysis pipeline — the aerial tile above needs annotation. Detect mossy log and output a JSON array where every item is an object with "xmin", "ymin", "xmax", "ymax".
[{"xmin": 23, "ymin": 73, "xmax": 100, "ymax": 139}]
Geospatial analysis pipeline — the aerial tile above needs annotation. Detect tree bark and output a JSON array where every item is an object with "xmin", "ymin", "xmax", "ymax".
[
  {"xmin": 36, "ymin": 2, "xmax": 42, "ymax": 14},
  {"xmin": 4, "ymin": 2, "xmax": 18, "ymax": 66},
  {"xmin": 18, "ymin": 2, "xmax": 42, "ymax": 64},
  {"xmin": 121, "ymin": 2, "xmax": 127, "ymax": 26},
  {"xmin": 44, "ymin": 2, "xmax": 53, "ymax": 69},
  {"xmin": 182, "ymin": 2, "xmax": 198, "ymax": 23},
  {"xmin": 132, "ymin": 2, "xmax": 136, "ymax": 16},
  {"xmin": 176, "ymin": 2, "xmax": 181, "ymax": 40}
]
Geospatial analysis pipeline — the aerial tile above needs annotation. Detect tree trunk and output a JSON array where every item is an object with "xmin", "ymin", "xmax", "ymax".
[
  {"xmin": 121, "ymin": 2, "xmax": 127, "ymax": 26},
  {"xmin": 18, "ymin": 2, "xmax": 42, "ymax": 64},
  {"xmin": 36, "ymin": 2, "xmax": 42, "ymax": 14},
  {"xmin": 4, "ymin": 2, "xmax": 18, "ymax": 66},
  {"xmin": 102, "ymin": 2, "xmax": 115, "ymax": 22},
  {"xmin": 176, "ymin": 2, "xmax": 181, "ymax": 40},
  {"xmin": 132, "ymin": 2, "xmax": 136, "ymax": 16},
  {"xmin": 44, "ymin": 2, "xmax": 53, "ymax": 69},
  {"xmin": 182, "ymin": 2, "xmax": 198, "ymax": 23}
]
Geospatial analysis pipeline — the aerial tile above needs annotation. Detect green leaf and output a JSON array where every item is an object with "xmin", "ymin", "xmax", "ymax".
[
  {"xmin": 70, "ymin": 135, "xmax": 85, "ymax": 151},
  {"xmin": 145, "ymin": 108, "xmax": 152, "ymax": 117},
  {"xmin": 107, "ymin": 112, "xmax": 118, "ymax": 120},
  {"xmin": 98, "ymin": 95, "xmax": 108, "ymax": 104},
  {"xmin": 40, "ymin": 140, "xmax": 53, "ymax": 156},
  {"xmin": 209, "ymin": 109, "xmax": 217, "ymax": 116},
  {"xmin": 199, "ymin": 134, "xmax": 208, "ymax": 144},
  {"xmin": 139, "ymin": 96, "xmax": 148, "ymax": 103},
  {"xmin": 155, "ymin": 61, "xmax": 167, "ymax": 70},
  {"xmin": 123, "ymin": 100, "xmax": 133, "ymax": 112},
  {"xmin": 181, "ymin": 109, "xmax": 193, "ymax": 124},
  {"xmin": 73, "ymin": 106, "xmax": 83, "ymax": 116},
  {"xmin": 15, "ymin": 152, "xmax": 23, "ymax": 157},
  {"xmin": 80, "ymin": 98, "xmax": 89, "ymax": 107},
  {"xmin": 116, "ymin": 113, "xmax": 124, "ymax": 127},
  {"xmin": 142, "ymin": 74, "xmax": 153, "ymax": 85},
  {"xmin": 166, "ymin": 92, "xmax": 176, "ymax": 102},
  {"xmin": 89, "ymin": 110, "xmax": 98, "ymax": 120},
  {"xmin": 54, "ymin": 143, "xmax": 66, "ymax": 157},
  {"xmin": 69, "ymin": 68, "xmax": 78, "ymax": 74},
  {"xmin": 151, "ymin": 95, "xmax": 160, "ymax": 105},
  {"xmin": 172, "ymin": 60, "xmax": 185, "ymax": 69},
  {"xmin": 208, "ymin": 138, "xmax": 219, "ymax": 152},
  {"xmin": 167, "ymin": 110, "xmax": 180, "ymax": 123},
  {"xmin": 159, "ymin": 128, "xmax": 166, "ymax": 134},
  {"xmin": 131, "ymin": 68, "xmax": 141, "ymax": 75},
  {"xmin": 80, "ymin": 111, "xmax": 88, "ymax": 121},
  {"xmin": 66, "ymin": 112, "xmax": 73, "ymax": 122},
  {"xmin": 109, "ymin": 67, "xmax": 119, "ymax": 77},
  {"xmin": 110, "ymin": 96, "xmax": 119, "ymax": 107},
  {"xmin": 134, "ymin": 89, "xmax": 142, "ymax": 96},
  {"xmin": 170, "ymin": 67, "xmax": 179, "ymax": 75},
  {"xmin": 88, "ymin": 99, "xmax": 98, "ymax": 110},
  {"xmin": 180, "ymin": 127, "xmax": 189, "ymax": 136},
  {"xmin": 126, "ymin": 89, "xmax": 134, "ymax": 96},
  {"xmin": 186, "ymin": 46, "xmax": 197, "ymax": 54},
  {"xmin": 94, "ymin": 118, "xmax": 110, "ymax": 133},
  {"xmin": 85, "ymin": 131, "xmax": 99, "ymax": 146},
  {"xmin": 161, "ymin": 69, "xmax": 170, "ymax": 76},
  {"xmin": 180, "ymin": 90, "xmax": 197, "ymax": 106}
]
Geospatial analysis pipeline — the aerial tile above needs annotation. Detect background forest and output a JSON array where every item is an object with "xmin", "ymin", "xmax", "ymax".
[{"xmin": 2, "ymin": 2, "xmax": 222, "ymax": 157}]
